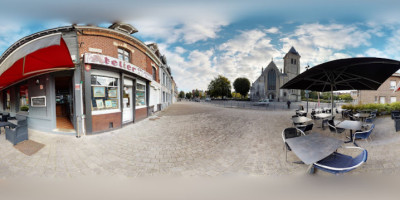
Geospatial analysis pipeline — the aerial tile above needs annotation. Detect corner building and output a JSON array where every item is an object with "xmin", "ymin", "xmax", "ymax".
[{"xmin": 0, "ymin": 23, "xmax": 176, "ymax": 135}]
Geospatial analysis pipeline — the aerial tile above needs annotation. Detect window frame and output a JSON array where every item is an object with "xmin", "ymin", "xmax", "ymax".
[
  {"xmin": 390, "ymin": 80, "xmax": 396, "ymax": 90},
  {"xmin": 136, "ymin": 79, "xmax": 147, "ymax": 109},
  {"xmin": 118, "ymin": 48, "xmax": 131, "ymax": 63},
  {"xmin": 90, "ymin": 72, "xmax": 121, "ymax": 115}
]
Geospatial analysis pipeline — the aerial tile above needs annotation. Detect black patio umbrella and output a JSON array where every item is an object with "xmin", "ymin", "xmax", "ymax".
[{"xmin": 281, "ymin": 57, "xmax": 400, "ymax": 115}]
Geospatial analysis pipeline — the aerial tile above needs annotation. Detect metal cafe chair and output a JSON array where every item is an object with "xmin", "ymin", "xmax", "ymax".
[
  {"xmin": 282, "ymin": 127, "xmax": 305, "ymax": 162},
  {"xmin": 312, "ymin": 146, "xmax": 368, "ymax": 175}
]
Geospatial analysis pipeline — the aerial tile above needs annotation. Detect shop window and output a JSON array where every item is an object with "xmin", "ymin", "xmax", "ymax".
[
  {"xmin": 91, "ymin": 75, "xmax": 120, "ymax": 112},
  {"xmin": 136, "ymin": 81, "xmax": 146, "ymax": 108},
  {"xmin": 19, "ymin": 84, "xmax": 29, "ymax": 111},
  {"xmin": 118, "ymin": 48, "xmax": 130, "ymax": 62}
]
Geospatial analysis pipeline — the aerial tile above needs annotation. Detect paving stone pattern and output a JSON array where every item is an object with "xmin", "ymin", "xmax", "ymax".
[{"xmin": 0, "ymin": 102, "xmax": 399, "ymax": 178}]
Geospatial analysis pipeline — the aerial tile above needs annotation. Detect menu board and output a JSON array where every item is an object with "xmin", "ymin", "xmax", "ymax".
[{"xmin": 31, "ymin": 96, "xmax": 46, "ymax": 107}]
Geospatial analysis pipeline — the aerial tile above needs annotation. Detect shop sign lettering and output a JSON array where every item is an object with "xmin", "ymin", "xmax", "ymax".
[{"xmin": 84, "ymin": 53, "xmax": 153, "ymax": 81}]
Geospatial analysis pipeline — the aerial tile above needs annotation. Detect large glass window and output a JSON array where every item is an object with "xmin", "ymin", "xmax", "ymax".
[
  {"xmin": 91, "ymin": 75, "xmax": 120, "ymax": 112},
  {"xmin": 268, "ymin": 69, "xmax": 276, "ymax": 90},
  {"xmin": 136, "ymin": 81, "xmax": 146, "ymax": 108},
  {"xmin": 19, "ymin": 84, "xmax": 29, "ymax": 111},
  {"xmin": 118, "ymin": 48, "xmax": 130, "ymax": 62}
]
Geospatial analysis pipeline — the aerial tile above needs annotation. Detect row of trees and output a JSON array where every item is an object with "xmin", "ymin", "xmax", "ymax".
[
  {"xmin": 177, "ymin": 75, "xmax": 251, "ymax": 100},
  {"xmin": 207, "ymin": 75, "xmax": 250, "ymax": 99},
  {"xmin": 301, "ymin": 90, "xmax": 353, "ymax": 101}
]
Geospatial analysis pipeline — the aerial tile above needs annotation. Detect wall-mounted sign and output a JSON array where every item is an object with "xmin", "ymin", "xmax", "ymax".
[
  {"xmin": 84, "ymin": 53, "xmax": 153, "ymax": 81},
  {"xmin": 31, "ymin": 96, "xmax": 46, "ymax": 107},
  {"xmin": 85, "ymin": 64, "xmax": 91, "ymax": 72}
]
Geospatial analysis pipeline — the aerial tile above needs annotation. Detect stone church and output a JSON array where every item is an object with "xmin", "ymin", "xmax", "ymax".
[{"xmin": 250, "ymin": 47, "xmax": 301, "ymax": 102}]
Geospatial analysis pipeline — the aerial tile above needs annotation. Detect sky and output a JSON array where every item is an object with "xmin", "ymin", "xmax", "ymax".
[{"xmin": 1, "ymin": 0, "xmax": 400, "ymax": 92}]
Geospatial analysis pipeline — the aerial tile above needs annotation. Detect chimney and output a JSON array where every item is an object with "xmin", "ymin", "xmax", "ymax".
[{"xmin": 261, "ymin": 67, "xmax": 264, "ymax": 74}]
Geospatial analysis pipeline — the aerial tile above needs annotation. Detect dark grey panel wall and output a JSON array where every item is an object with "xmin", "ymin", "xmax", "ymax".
[{"xmin": 27, "ymin": 74, "xmax": 56, "ymax": 132}]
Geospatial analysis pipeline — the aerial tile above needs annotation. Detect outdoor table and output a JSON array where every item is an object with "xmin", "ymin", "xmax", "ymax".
[
  {"xmin": 292, "ymin": 116, "xmax": 312, "ymax": 124},
  {"xmin": 353, "ymin": 113, "xmax": 370, "ymax": 121},
  {"xmin": 336, "ymin": 120, "xmax": 363, "ymax": 146},
  {"xmin": 314, "ymin": 113, "xmax": 332, "ymax": 119},
  {"xmin": 285, "ymin": 132, "xmax": 343, "ymax": 165},
  {"xmin": 296, "ymin": 110, "xmax": 307, "ymax": 115}
]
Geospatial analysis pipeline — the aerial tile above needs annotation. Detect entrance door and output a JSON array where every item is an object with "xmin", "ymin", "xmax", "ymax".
[
  {"xmin": 55, "ymin": 76, "xmax": 74, "ymax": 130},
  {"xmin": 123, "ymin": 78, "xmax": 134, "ymax": 123}
]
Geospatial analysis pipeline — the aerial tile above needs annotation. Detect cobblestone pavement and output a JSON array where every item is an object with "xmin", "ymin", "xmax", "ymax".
[{"xmin": 1, "ymin": 102, "xmax": 400, "ymax": 178}]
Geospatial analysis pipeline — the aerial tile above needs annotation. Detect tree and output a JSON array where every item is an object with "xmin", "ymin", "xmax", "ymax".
[
  {"xmin": 179, "ymin": 91, "xmax": 185, "ymax": 99},
  {"xmin": 233, "ymin": 77, "xmax": 250, "ymax": 99},
  {"xmin": 185, "ymin": 92, "xmax": 192, "ymax": 99},
  {"xmin": 207, "ymin": 75, "xmax": 231, "ymax": 98},
  {"xmin": 193, "ymin": 89, "xmax": 200, "ymax": 98}
]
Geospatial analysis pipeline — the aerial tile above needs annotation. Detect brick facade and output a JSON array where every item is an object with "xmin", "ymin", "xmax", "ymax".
[
  {"xmin": 77, "ymin": 27, "xmax": 160, "ymax": 80},
  {"xmin": 357, "ymin": 73, "xmax": 400, "ymax": 104}
]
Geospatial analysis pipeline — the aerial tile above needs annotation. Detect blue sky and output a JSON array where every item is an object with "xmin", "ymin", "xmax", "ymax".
[{"xmin": 1, "ymin": 0, "xmax": 400, "ymax": 92}]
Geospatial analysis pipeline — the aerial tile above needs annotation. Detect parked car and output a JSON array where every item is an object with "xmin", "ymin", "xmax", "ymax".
[
  {"xmin": 205, "ymin": 97, "xmax": 211, "ymax": 102},
  {"xmin": 194, "ymin": 98, "xmax": 200, "ymax": 102},
  {"xmin": 254, "ymin": 99, "xmax": 270, "ymax": 106}
]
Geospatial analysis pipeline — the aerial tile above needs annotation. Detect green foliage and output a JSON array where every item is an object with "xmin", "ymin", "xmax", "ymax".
[
  {"xmin": 185, "ymin": 92, "xmax": 192, "ymax": 99},
  {"xmin": 341, "ymin": 102, "xmax": 400, "ymax": 114},
  {"xmin": 338, "ymin": 94, "xmax": 353, "ymax": 101},
  {"xmin": 207, "ymin": 75, "xmax": 231, "ymax": 99},
  {"xmin": 233, "ymin": 77, "xmax": 250, "ymax": 98},
  {"xmin": 178, "ymin": 91, "xmax": 185, "ymax": 98},
  {"xmin": 20, "ymin": 105, "xmax": 29, "ymax": 111},
  {"xmin": 193, "ymin": 89, "xmax": 200, "ymax": 98},
  {"xmin": 231, "ymin": 92, "xmax": 241, "ymax": 99}
]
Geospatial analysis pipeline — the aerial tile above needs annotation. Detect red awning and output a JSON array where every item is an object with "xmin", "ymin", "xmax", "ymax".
[{"xmin": 0, "ymin": 33, "xmax": 74, "ymax": 89}]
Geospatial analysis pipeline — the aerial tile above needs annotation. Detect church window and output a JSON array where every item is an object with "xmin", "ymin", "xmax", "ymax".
[
  {"xmin": 268, "ymin": 69, "xmax": 276, "ymax": 90},
  {"xmin": 291, "ymin": 59, "xmax": 293, "ymax": 64},
  {"xmin": 294, "ymin": 59, "xmax": 296, "ymax": 64}
]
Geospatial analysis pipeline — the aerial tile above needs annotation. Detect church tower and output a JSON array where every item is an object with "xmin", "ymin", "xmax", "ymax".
[
  {"xmin": 283, "ymin": 47, "xmax": 300, "ymax": 80},
  {"xmin": 282, "ymin": 47, "xmax": 301, "ymax": 101}
]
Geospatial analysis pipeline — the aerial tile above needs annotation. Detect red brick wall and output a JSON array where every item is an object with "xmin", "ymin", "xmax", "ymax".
[
  {"xmin": 77, "ymin": 28, "xmax": 159, "ymax": 74},
  {"xmin": 135, "ymin": 108, "xmax": 148, "ymax": 121},
  {"xmin": 92, "ymin": 112, "xmax": 122, "ymax": 133},
  {"xmin": 359, "ymin": 75, "xmax": 400, "ymax": 104}
]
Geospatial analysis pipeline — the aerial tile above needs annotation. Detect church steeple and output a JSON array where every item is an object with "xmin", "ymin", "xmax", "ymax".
[{"xmin": 283, "ymin": 46, "xmax": 301, "ymax": 79}]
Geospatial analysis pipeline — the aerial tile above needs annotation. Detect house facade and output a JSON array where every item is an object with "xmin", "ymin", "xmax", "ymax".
[{"xmin": 0, "ymin": 23, "xmax": 176, "ymax": 135}]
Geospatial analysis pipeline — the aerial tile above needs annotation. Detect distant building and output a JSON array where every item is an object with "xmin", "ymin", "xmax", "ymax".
[
  {"xmin": 250, "ymin": 47, "xmax": 301, "ymax": 102},
  {"xmin": 353, "ymin": 73, "xmax": 400, "ymax": 104}
]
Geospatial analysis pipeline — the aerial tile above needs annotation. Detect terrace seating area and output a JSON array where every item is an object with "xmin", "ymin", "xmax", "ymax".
[{"xmin": 287, "ymin": 106, "xmax": 378, "ymax": 175}]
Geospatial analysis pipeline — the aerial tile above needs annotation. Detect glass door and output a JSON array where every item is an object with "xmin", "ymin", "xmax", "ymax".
[{"xmin": 123, "ymin": 78, "xmax": 133, "ymax": 123}]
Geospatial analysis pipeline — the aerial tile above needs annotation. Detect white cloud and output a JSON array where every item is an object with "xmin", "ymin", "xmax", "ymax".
[
  {"xmin": 134, "ymin": 17, "xmax": 229, "ymax": 44},
  {"xmin": 280, "ymin": 23, "xmax": 372, "ymax": 69},
  {"xmin": 264, "ymin": 27, "xmax": 279, "ymax": 34},
  {"xmin": 175, "ymin": 46, "xmax": 186, "ymax": 54}
]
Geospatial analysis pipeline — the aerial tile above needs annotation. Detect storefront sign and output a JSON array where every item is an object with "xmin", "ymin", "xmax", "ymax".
[
  {"xmin": 31, "ymin": 96, "xmax": 46, "ymax": 107},
  {"xmin": 75, "ymin": 84, "xmax": 80, "ymax": 90},
  {"xmin": 84, "ymin": 53, "xmax": 153, "ymax": 81}
]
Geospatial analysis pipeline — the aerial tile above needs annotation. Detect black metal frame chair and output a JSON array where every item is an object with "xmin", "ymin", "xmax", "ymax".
[{"xmin": 282, "ymin": 127, "xmax": 305, "ymax": 162}]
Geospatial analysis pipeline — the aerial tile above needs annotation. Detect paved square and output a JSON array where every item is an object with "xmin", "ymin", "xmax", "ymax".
[{"xmin": 0, "ymin": 102, "xmax": 399, "ymax": 178}]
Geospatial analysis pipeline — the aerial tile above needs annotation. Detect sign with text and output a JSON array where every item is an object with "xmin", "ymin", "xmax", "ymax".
[
  {"xmin": 31, "ymin": 96, "xmax": 46, "ymax": 107},
  {"xmin": 84, "ymin": 53, "xmax": 153, "ymax": 81}
]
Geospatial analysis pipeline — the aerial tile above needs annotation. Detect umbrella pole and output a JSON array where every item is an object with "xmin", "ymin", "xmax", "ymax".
[{"xmin": 331, "ymin": 85, "xmax": 334, "ymax": 118}]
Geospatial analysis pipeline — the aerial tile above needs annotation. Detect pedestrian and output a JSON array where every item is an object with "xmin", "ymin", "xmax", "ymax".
[{"xmin": 287, "ymin": 100, "xmax": 291, "ymax": 109}]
